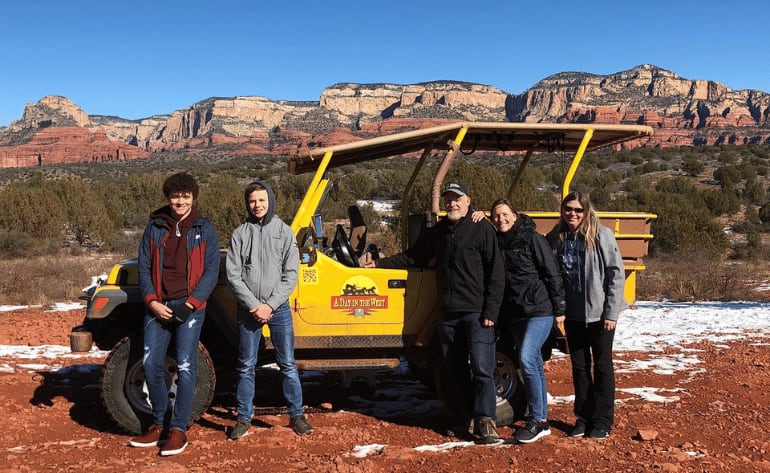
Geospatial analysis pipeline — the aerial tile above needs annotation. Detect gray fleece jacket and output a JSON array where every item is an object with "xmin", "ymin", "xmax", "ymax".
[
  {"xmin": 226, "ymin": 180, "xmax": 299, "ymax": 311},
  {"xmin": 547, "ymin": 224, "xmax": 627, "ymax": 323}
]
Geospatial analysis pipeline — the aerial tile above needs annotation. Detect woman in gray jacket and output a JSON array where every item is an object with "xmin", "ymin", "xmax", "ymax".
[{"xmin": 546, "ymin": 191, "xmax": 626, "ymax": 440}]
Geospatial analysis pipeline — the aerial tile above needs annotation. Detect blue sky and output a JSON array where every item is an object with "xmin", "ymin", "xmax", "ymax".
[{"xmin": 1, "ymin": 0, "xmax": 769, "ymax": 127}]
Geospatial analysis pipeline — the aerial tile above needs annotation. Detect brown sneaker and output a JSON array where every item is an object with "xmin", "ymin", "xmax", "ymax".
[
  {"xmin": 474, "ymin": 417, "xmax": 504, "ymax": 445},
  {"xmin": 159, "ymin": 429, "xmax": 188, "ymax": 456},
  {"xmin": 129, "ymin": 424, "xmax": 165, "ymax": 448}
]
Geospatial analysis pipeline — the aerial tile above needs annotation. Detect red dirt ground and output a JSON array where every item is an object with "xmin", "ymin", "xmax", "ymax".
[{"xmin": 1, "ymin": 307, "xmax": 769, "ymax": 473}]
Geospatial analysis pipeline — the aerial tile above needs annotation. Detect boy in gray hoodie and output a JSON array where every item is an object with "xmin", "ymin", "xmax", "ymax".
[{"xmin": 226, "ymin": 179, "xmax": 313, "ymax": 439}]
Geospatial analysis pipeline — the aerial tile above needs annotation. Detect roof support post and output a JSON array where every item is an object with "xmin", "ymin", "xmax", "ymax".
[
  {"xmin": 291, "ymin": 150, "xmax": 334, "ymax": 234},
  {"xmin": 431, "ymin": 126, "xmax": 468, "ymax": 215},
  {"xmin": 506, "ymin": 149, "xmax": 534, "ymax": 201},
  {"xmin": 400, "ymin": 147, "xmax": 435, "ymax": 248},
  {"xmin": 561, "ymin": 128, "xmax": 593, "ymax": 199}
]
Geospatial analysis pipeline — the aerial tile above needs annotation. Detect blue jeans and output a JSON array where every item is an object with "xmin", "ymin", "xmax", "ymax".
[
  {"xmin": 510, "ymin": 316, "xmax": 553, "ymax": 422},
  {"xmin": 142, "ymin": 299, "xmax": 205, "ymax": 432},
  {"xmin": 437, "ymin": 312, "xmax": 497, "ymax": 421},
  {"xmin": 565, "ymin": 320, "xmax": 616, "ymax": 430},
  {"xmin": 235, "ymin": 301, "xmax": 304, "ymax": 420}
]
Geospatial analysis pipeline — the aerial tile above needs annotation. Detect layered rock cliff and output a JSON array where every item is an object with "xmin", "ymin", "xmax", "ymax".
[
  {"xmin": 509, "ymin": 64, "xmax": 770, "ymax": 146},
  {"xmin": 1, "ymin": 65, "xmax": 769, "ymax": 168}
]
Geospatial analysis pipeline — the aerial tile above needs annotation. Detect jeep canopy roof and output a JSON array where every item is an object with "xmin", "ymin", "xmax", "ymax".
[{"xmin": 288, "ymin": 121, "xmax": 653, "ymax": 175}]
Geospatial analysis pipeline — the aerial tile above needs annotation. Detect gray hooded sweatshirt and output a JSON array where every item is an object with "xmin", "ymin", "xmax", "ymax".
[
  {"xmin": 547, "ymin": 224, "xmax": 627, "ymax": 323},
  {"xmin": 225, "ymin": 179, "xmax": 299, "ymax": 311}
]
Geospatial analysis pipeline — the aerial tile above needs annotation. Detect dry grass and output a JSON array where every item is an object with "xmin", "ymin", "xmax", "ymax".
[
  {"xmin": 0, "ymin": 253, "xmax": 125, "ymax": 306},
  {"xmin": 637, "ymin": 256, "xmax": 770, "ymax": 302}
]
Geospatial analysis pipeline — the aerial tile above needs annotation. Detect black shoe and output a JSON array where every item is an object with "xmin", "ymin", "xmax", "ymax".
[
  {"xmin": 473, "ymin": 417, "xmax": 503, "ymax": 445},
  {"xmin": 229, "ymin": 418, "xmax": 252, "ymax": 440},
  {"xmin": 587, "ymin": 427, "xmax": 610, "ymax": 439},
  {"xmin": 568, "ymin": 418, "xmax": 587, "ymax": 437},
  {"xmin": 290, "ymin": 415, "xmax": 314, "ymax": 435},
  {"xmin": 514, "ymin": 419, "xmax": 551, "ymax": 444}
]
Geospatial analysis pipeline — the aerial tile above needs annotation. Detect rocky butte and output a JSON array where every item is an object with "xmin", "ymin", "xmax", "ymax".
[{"xmin": 1, "ymin": 64, "xmax": 769, "ymax": 168}]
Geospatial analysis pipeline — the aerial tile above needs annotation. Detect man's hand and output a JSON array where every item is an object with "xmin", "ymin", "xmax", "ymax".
[
  {"xmin": 554, "ymin": 315, "xmax": 566, "ymax": 335},
  {"xmin": 482, "ymin": 318, "xmax": 495, "ymax": 328},
  {"xmin": 149, "ymin": 300, "xmax": 173, "ymax": 322},
  {"xmin": 251, "ymin": 303, "xmax": 274, "ymax": 324},
  {"xmin": 603, "ymin": 319, "xmax": 617, "ymax": 331},
  {"xmin": 471, "ymin": 210, "xmax": 487, "ymax": 223}
]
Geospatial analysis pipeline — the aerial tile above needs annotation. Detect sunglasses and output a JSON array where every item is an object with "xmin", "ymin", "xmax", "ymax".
[{"xmin": 563, "ymin": 205, "xmax": 585, "ymax": 214}]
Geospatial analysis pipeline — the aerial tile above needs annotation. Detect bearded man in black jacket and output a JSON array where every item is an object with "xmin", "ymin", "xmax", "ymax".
[{"xmin": 367, "ymin": 182, "xmax": 505, "ymax": 445}]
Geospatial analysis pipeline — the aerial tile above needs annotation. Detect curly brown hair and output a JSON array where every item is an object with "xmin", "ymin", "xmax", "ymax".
[{"xmin": 162, "ymin": 172, "xmax": 199, "ymax": 199}]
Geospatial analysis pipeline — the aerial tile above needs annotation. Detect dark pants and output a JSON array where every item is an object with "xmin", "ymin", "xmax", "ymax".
[
  {"xmin": 565, "ymin": 320, "xmax": 615, "ymax": 431},
  {"xmin": 437, "ymin": 312, "xmax": 497, "ymax": 422}
]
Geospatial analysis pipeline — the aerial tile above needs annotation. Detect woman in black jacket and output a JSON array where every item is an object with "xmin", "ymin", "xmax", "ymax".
[{"xmin": 477, "ymin": 198, "xmax": 566, "ymax": 443}]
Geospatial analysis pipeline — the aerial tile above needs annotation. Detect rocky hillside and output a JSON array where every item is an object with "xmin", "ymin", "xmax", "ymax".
[{"xmin": 1, "ymin": 64, "xmax": 769, "ymax": 168}]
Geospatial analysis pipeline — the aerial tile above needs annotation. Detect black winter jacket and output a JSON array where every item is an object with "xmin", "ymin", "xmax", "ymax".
[
  {"xmin": 498, "ymin": 213, "xmax": 566, "ymax": 320},
  {"xmin": 376, "ymin": 213, "xmax": 505, "ymax": 322}
]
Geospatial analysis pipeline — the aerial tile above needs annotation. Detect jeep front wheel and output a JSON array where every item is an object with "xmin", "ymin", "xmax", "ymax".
[{"xmin": 100, "ymin": 335, "xmax": 216, "ymax": 434}]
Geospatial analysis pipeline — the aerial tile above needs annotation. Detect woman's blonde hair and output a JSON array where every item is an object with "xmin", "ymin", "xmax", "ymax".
[{"xmin": 557, "ymin": 191, "xmax": 600, "ymax": 250}]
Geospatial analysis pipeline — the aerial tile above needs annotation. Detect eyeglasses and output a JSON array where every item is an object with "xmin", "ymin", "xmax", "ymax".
[{"xmin": 563, "ymin": 205, "xmax": 585, "ymax": 214}]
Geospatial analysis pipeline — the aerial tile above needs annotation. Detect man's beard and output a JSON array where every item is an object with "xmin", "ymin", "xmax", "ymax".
[{"xmin": 446, "ymin": 210, "xmax": 462, "ymax": 222}]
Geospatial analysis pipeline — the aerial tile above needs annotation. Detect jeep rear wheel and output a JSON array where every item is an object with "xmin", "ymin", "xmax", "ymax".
[
  {"xmin": 100, "ymin": 335, "xmax": 216, "ymax": 434},
  {"xmin": 493, "ymin": 349, "xmax": 526, "ymax": 426}
]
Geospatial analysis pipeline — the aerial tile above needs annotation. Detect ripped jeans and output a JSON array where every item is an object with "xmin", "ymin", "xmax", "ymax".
[{"xmin": 142, "ymin": 298, "xmax": 205, "ymax": 432}]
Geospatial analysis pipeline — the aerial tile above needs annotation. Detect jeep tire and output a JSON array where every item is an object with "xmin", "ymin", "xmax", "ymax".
[{"xmin": 100, "ymin": 335, "xmax": 216, "ymax": 435}]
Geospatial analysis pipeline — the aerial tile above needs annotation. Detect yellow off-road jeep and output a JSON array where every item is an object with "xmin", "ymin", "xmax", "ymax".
[{"xmin": 70, "ymin": 122, "xmax": 654, "ymax": 433}]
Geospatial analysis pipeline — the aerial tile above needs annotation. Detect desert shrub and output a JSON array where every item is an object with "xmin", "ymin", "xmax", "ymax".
[
  {"xmin": 338, "ymin": 172, "xmax": 377, "ymax": 200},
  {"xmin": 197, "ymin": 174, "xmax": 245, "ymax": 240},
  {"xmin": 681, "ymin": 153, "xmax": 704, "ymax": 176},
  {"xmin": 744, "ymin": 178, "xmax": 767, "ymax": 205},
  {"xmin": 108, "ymin": 174, "xmax": 168, "ymax": 227},
  {"xmin": 105, "ymin": 230, "xmax": 142, "ymax": 256},
  {"xmin": 356, "ymin": 202, "xmax": 383, "ymax": 233},
  {"xmin": 0, "ymin": 230, "xmax": 50, "ymax": 258},
  {"xmin": 701, "ymin": 188, "xmax": 740, "ymax": 215},
  {"xmin": 0, "ymin": 255, "xmax": 117, "ymax": 305},
  {"xmin": 713, "ymin": 165, "xmax": 742, "ymax": 186},
  {"xmin": 731, "ymin": 230, "xmax": 768, "ymax": 260},
  {"xmin": 622, "ymin": 177, "xmax": 729, "ymax": 257},
  {"xmin": 637, "ymin": 255, "xmax": 763, "ymax": 302},
  {"xmin": 647, "ymin": 196, "xmax": 727, "ymax": 257}
]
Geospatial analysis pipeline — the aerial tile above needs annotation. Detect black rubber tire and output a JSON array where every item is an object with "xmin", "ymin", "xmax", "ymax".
[
  {"xmin": 433, "ymin": 345, "xmax": 526, "ymax": 427},
  {"xmin": 100, "ymin": 335, "xmax": 216, "ymax": 435},
  {"xmin": 492, "ymin": 349, "xmax": 527, "ymax": 426}
]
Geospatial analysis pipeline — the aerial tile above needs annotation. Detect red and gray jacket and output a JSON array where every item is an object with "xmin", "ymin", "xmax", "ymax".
[{"xmin": 137, "ymin": 206, "xmax": 220, "ymax": 311}]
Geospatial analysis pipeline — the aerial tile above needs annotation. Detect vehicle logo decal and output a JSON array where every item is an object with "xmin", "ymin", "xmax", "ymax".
[{"xmin": 331, "ymin": 276, "xmax": 388, "ymax": 317}]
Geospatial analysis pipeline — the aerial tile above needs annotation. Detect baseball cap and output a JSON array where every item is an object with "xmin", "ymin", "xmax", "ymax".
[{"xmin": 442, "ymin": 182, "xmax": 469, "ymax": 197}]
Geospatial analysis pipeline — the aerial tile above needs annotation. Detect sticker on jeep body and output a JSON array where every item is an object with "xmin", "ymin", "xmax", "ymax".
[{"xmin": 331, "ymin": 276, "xmax": 388, "ymax": 316}]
